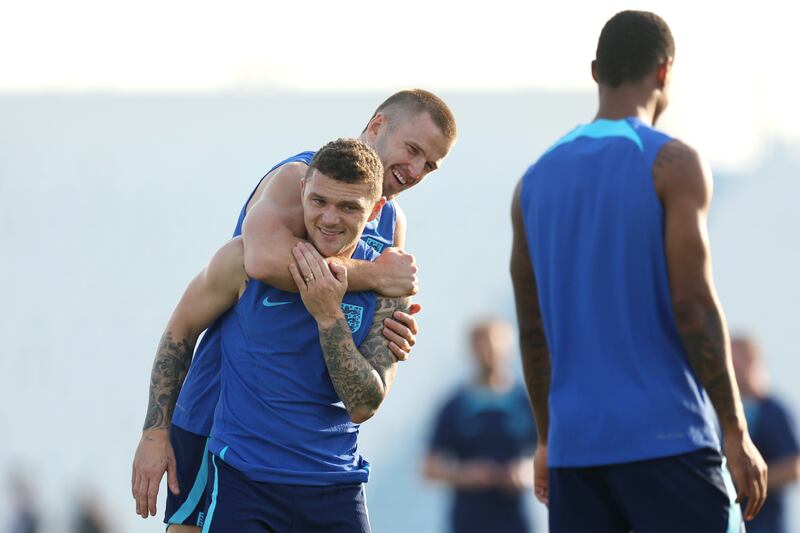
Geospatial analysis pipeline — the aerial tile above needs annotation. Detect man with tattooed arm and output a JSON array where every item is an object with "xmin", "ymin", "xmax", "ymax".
[
  {"xmin": 139, "ymin": 139, "xmax": 408, "ymax": 532},
  {"xmin": 132, "ymin": 89, "xmax": 457, "ymax": 531},
  {"xmin": 511, "ymin": 11, "xmax": 766, "ymax": 532}
]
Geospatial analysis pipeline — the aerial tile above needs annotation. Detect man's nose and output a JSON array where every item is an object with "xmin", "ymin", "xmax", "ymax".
[{"xmin": 320, "ymin": 206, "xmax": 340, "ymax": 224}]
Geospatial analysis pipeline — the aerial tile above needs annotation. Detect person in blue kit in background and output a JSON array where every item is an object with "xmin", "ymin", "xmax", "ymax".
[
  {"xmin": 510, "ymin": 10, "xmax": 767, "ymax": 532},
  {"xmin": 136, "ymin": 139, "xmax": 409, "ymax": 532},
  {"xmin": 731, "ymin": 335, "xmax": 800, "ymax": 533},
  {"xmin": 131, "ymin": 90, "xmax": 457, "ymax": 531},
  {"xmin": 424, "ymin": 318, "xmax": 537, "ymax": 533}
]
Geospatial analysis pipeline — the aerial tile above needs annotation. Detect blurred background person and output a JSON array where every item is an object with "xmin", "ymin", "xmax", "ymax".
[
  {"xmin": 6, "ymin": 470, "xmax": 38, "ymax": 533},
  {"xmin": 70, "ymin": 488, "xmax": 109, "ymax": 533},
  {"xmin": 732, "ymin": 335, "xmax": 800, "ymax": 533},
  {"xmin": 423, "ymin": 318, "xmax": 537, "ymax": 533}
]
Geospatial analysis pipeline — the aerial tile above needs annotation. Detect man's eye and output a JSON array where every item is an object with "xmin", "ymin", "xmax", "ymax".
[
  {"xmin": 407, "ymin": 144, "xmax": 418, "ymax": 154},
  {"xmin": 312, "ymin": 198, "xmax": 324, "ymax": 206}
]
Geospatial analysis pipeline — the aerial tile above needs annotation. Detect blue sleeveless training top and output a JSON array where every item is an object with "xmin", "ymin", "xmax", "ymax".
[
  {"xmin": 519, "ymin": 117, "xmax": 719, "ymax": 467},
  {"xmin": 208, "ymin": 240, "xmax": 379, "ymax": 485}
]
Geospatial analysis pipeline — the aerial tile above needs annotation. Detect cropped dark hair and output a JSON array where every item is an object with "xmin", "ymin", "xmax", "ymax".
[
  {"xmin": 307, "ymin": 138, "xmax": 383, "ymax": 201},
  {"xmin": 363, "ymin": 88, "xmax": 457, "ymax": 142},
  {"xmin": 595, "ymin": 11, "xmax": 675, "ymax": 88}
]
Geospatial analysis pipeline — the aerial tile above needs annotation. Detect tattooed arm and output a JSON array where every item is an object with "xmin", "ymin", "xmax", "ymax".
[
  {"xmin": 510, "ymin": 179, "xmax": 551, "ymax": 505},
  {"xmin": 289, "ymin": 242, "xmax": 411, "ymax": 423},
  {"xmin": 319, "ymin": 296, "xmax": 410, "ymax": 423},
  {"xmin": 654, "ymin": 140, "xmax": 767, "ymax": 521},
  {"xmin": 132, "ymin": 238, "xmax": 246, "ymax": 519}
]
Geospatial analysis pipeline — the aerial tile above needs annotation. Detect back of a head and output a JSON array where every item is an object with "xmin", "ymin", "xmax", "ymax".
[
  {"xmin": 307, "ymin": 138, "xmax": 384, "ymax": 201},
  {"xmin": 595, "ymin": 10, "xmax": 675, "ymax": 88},
  {"xmin": 365, "ymin": 88, "xmax": 457, "ymax": 143}
]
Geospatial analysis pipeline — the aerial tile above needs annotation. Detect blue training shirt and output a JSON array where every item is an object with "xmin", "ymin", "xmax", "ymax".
[
  {"xmin": 430, "ymin": 383, "xmax": 537, "ymax": 532},
  {"xmin": 208, "ymin": 240, "xmax": 379, "ymax": 485},
  {"xmin": 519, "ymin": 117, "xmax": 719, "ymax": 467},
  {"xmin": 172, "ymin": 151, "xmax": 397, "ymax": 435}
]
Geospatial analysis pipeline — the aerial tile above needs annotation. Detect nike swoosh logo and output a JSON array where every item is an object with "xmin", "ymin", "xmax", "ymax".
[{"xmin": 262, "ymin": 296, "xmax": 292, "ymax": 307}]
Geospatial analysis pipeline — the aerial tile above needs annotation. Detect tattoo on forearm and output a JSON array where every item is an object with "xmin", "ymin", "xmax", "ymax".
[
  {"xmin": 318, "ymin": 297, "xmax": 408, "ymax": 417},
  {"xmin": 673, "ymin": 303, "xmax": 740, "ymax": 428},
  {"xmin": 319, "ymin": 318, "xmax": 385, "ymax": 416},
  {"xmin": 143, "ymin": 332, "xmax": 193, "ymax": 431}
]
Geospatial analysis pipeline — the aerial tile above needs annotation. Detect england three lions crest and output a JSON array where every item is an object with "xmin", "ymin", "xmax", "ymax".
[{"xmin": 340, "ymin": 303, "xmax": 364, "ymax": 332}]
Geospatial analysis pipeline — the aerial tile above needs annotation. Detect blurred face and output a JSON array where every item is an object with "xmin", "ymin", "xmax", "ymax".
[
  {"xmin": 301, "ymin": 170, "xmax": 383, "ymax": 257},
  {"xmin": 471, "ymin": 322, "xmax": 513, "ymax": 376},
  {"xmin": 731, "ymin": 338, "xmax": 757, "ymax": 390},
  {"xmin": 364, "ymin": 111, "xmax": 454, "ymax": 199}
]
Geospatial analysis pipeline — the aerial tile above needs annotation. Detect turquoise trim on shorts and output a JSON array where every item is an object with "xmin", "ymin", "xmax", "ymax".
[
  {"xmin": 201, "ymin": 455, "xmax": 221, "ymax": 533},
  {"xmin": 167, "ymin": 437, "xmax": 210, "ymax": 525}
]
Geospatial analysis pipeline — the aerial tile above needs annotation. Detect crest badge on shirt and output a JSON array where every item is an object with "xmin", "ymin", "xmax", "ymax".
[{"xmin": 340, "ymin": 303, "xmax": 364, "ymax": 332}]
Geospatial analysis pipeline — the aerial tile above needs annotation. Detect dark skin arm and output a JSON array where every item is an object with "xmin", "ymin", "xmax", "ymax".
[
  {"xmin": 654, "ymin": 139, "xmax": 767, "ymax": 521},
  {"xmin": 510, "ymin": 179, "xmax": 551, "ymax": 505}
]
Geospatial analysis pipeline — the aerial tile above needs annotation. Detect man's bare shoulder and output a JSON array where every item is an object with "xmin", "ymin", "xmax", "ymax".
[
  {"xmin": 247, "ymin": 161, "xmax": 309, "ymax": 211},
  {"xmin": 653, "ymin": 139, "xmax": 711, "ymax": 201}
]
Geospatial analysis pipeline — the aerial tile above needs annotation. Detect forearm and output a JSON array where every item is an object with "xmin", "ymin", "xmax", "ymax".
[
  {"xmin": 518, "ymin": 321, "xmax": 551, "ymax": 442},
  {"xmin": 242, "ymin": 233, "xmax": 305, "ymax": 292},
  {"xmin": 672, "ymin": 299, "xmax": 745, "ymax": 436},
  {"xmin": 143, "ymin": 330, "xmax": 198, "ymax": 431},
  {"xmin": 331, "ymin": 257, "xmax": 379, "ymax": 292},
  {"xmin": 318, "ymin": 314, "xmax": 387, "ymax": 422}
]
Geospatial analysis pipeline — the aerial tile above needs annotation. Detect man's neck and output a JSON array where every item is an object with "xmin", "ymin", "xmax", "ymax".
[{"xmin": 595, "ymin": 85, "xmax": 659, "ymax": 125}]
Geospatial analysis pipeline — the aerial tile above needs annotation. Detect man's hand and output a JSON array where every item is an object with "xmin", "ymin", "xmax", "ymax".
[
  {"xmin": 533, "ymin": 444, "xmax": 549, "ymax": 505},
  {"xmin": 457, "ymin": 460, "xmax": 505, "ymax": 490},
  {"xmin": 131, "ymin": 428, "xmax": 179, "ymax": 519},
  {"xmin": 373, "ymin": 248, "xmax": 418, "ymax": 297},
  {"xmin": 724, "ymin": 431, "xmax": 768, "ymax": 521},
  {"xmin": 382, "ymin": 303, "xmax": 421, "ymax": 361},
  {"xmin": 289, "ymin": 242, "xmax": 346, "ymax": 325}
]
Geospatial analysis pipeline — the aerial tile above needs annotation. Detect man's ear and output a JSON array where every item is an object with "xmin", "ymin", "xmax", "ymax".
[
  {"xmin": 367, "ymin": 197, "xmax": 387, "ymax": 222},
  {"xmin": 365, "ymin": 112, "xmax": 386, "ymax": 141},
  {"xmin": 656, "ymin": 60, "xmax": 670, "ymax": 89},
  {"xmin": 591, "ymin": 60, "xmax": 599, "ymax": 83},
  {"xmin": 300, "ymin": 177, "xmax": 306, "ymax": 201}
]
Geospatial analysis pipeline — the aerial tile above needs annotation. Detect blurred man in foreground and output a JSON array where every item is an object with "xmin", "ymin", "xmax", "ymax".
[
  {"xmin": 511, "ymin": 10, "xmax": 766, "ymax": 531},
  {"xmin": 732, "ymin": 335, "xmax": 800, "ymax": 533},
  {"xmin": 424, "ymin": 319, "xmax": 537, "ymax": 533}
]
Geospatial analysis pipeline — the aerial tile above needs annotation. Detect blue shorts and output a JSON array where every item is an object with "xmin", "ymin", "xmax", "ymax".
[
  {"xmin": 202, "ymin": 455, "xmax": 371, "ymax": 533},
  {"xmin": 549, "ymin": 447, "xmax": 743, "ymax": 533},
  {"xmin": 164, "ymin": 425, "xmax": 210, "ymax": 528}
]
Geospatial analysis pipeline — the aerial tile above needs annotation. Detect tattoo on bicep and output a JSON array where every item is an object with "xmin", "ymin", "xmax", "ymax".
[{"xmin": 143, "ymin": 332, "xmax": 193, "ymax": 431}]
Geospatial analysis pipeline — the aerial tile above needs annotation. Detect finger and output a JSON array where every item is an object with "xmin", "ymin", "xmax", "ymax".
[
  {"xmin": 383, "ymin": 326, "xmax": 412, "ymax": 353},
  {"xmin": 147, "ymin": 477, "xmax": 159, "ymax": 517},
  {"xmin": 409, "ymin": 303, "xmax": 422, "ymax": 315},
  {"xmin": 292, "ymin": 244, "xmax": 314, "ymax": 279},
  {"xmin": 299, "ymin": 242, "xmax": 326, "ymax": 280},
  {"xmin": 289, "ymin": 264, "xmax": 307, "ymax": 291},
  {"xmin": 388, "ymin": 340, "xmax": 408, "ymax": 362},
  {"xmin": 383, "ymin": 316, "xmax": 413, "ymax": 341},
  {"xmin": 167, "ymin": 456, "xmax": 180, "ymax": 496},
  {"xmin": 390, "ymin": 311, "xmax": 419, "ymax": 335},
  {"xmin": 133, "ymin": 473, "xmax": 144, "ymax": 517},
  {"xmin": 329, "ymin": 262, "xmax": 348, "ymax": 284},
  {"xmin": 131, "ymin": 464, "xmax": 137, "ymax": 499}
]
